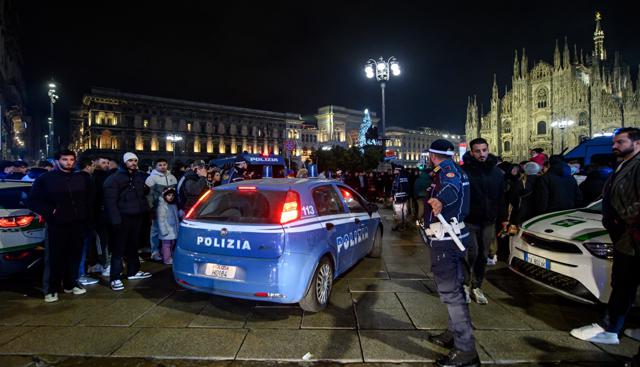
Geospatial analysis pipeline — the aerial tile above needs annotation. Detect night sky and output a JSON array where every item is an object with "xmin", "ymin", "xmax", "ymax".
[{"xmin": 15, "ymin": 1, "xmax": 639, "ymax": 143}]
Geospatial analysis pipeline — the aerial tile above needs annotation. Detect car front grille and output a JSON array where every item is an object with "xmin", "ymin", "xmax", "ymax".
[
  {"xmin": 510, "ymin": 257, "xmax": 599, "ymax": 303},
  {"xmin": 521, "ymin": 232, "xmax": 583, "ymax": 254}
]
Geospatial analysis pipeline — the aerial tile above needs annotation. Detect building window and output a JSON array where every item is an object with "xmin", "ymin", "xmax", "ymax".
[
  {"xmin": 578, "ymin": 111, "xmax": 588, "ymax": 126},
  {"xmin": 503, "ymin": 121, "xmax": 511, "ymax": 133},
  {"xmin": 143, "ymin": 119, "xmax": 149, "ymax": 128},
  {"xmin": 151, "ymin": 136, "xmax": 159, "ymax": 151},
  {"xmin": 536, "ymin": 88, "xmax": 548, "ymax": 109},
  {"xmin": 537, "ymin": 121, "xmax": 547, "ymax": 135},
  {"xmin": 504, "ymin": 141, "xmax": 511, "ymax": 152},
  {"xmin": 187, "ymin": 122, "xmax": 192, "ymax": 132}
]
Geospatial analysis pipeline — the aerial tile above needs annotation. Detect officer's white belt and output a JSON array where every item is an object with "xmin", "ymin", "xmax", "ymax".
[{"xmin": 424, "ymin": 221, "xmax": 466, "ymax": 239}]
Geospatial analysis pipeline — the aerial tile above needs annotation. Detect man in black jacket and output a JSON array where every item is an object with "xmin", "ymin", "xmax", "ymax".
[
  {"xmin": 461, "ymin": 138, "xmax": 506, "ymax": 305},
  {"xmin": 179, "ymin": 161, "xmax": 209, "ymax": 213},
  {"xmin": 103, "ymin": 152, "xmax": 152, "ymax": 291},
  {"xmin": 534, "ymin": 155, "xmax": 583, "ymax": 214},
  {"xmin": 29, "ymin": 149, "xmax": 94, "ymax": 303}
]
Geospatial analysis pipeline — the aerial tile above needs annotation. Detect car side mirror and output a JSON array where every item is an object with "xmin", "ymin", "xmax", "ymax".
[{"xmin": 367, "ymin": 203, "xmax": 379, "ymax": 215}]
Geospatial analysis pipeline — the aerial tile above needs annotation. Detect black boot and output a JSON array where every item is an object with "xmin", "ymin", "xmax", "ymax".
[
  {"xmin": 428, "ymin": 330, "xmax": 454, "ymax": 349},
  {"xmin": 436, "ymin": 349, "xmax": 480, "ymax": 367}
]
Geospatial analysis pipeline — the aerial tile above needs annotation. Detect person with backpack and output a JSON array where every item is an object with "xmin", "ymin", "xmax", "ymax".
[{"xmin": 145, "ymin": 158, "xmax": 177, "ymax": 261}]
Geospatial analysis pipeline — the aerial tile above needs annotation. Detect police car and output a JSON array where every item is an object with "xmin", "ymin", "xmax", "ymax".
[
  {"xmin": 0, "ymin": 181, "xmax": 45, "ymax": 277},
  {"xmin": 508, "ymin": 200, "xmax": 614, "ymax": 304},
  {"xmin": 173, "ymin": 178, "xmax": 382, "ymax": 312}
]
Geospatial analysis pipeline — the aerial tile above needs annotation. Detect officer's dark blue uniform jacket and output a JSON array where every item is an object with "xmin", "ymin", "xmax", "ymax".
[
  {"xmin": 392, "ymin": 172, "xmax": 409, "ymax": 203},
  {"xmin": 222, "ymin": 167, "xmax": 245, "ymax": 185},
  {"xmin": 425, "ymin": 159, "xmax": 470, "ymax": 225}
]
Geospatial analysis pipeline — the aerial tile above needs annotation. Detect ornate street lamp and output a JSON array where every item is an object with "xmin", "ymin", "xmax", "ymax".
[
  {"xmin": 551, "ymin": 119, "xmax": 575, "ymax": 153},
  {"xmin": 47, "ymin": 82, "xmax": 59, "ymax": 156},
  {"xmin": 364, "ymin": 56, "xmax": 401, "ymax": 143}
]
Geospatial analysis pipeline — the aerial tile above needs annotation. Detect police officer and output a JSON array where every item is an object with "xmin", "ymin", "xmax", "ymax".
[
  {"xmin": 222, "ymin": 157, "xmax": 248, "ymax": 184},
  {"xmin": 391, "ymin": 165, "xmax": 409, "ymax": 231},
  {"xmin": 422, "ymin": 139, "xmax": 480, "ymax": 367}
]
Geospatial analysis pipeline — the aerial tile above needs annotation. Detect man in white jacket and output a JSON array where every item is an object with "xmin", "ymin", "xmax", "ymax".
[{"xmin": 145, "ymin": 158, "xmax": 177, "ymax": 261}]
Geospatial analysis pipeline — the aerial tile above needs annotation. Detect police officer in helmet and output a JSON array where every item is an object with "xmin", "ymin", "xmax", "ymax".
[{"xmin": 423, "ymin": 139, "xmax": 480, "ymax": 367}]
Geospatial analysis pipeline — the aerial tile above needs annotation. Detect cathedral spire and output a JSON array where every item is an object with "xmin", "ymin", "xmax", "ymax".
[
  {"xmin": 521, "ymin": 48, "xmax": 528, "ymax": 77},
  {"xmin": 593, "ymin": 11, "xmax": 607, "ymax": 61},
  {"xmin": 573, "ymin": 44, "xmax": 578, "ymax": 65},
  {"xmin": 491, "ymin": 74, "xmax": 499, "ymax": 101},
  {"xmin": 554, "ymin": 39, "xmax": 561, "ymax": 70},
  {"xmin": 513, "ymin": 49, "xmax": 520, "ymax": 79},
  {"xmin": 563, "ymin": 36, "xmax": 570, "ymax": 69}
]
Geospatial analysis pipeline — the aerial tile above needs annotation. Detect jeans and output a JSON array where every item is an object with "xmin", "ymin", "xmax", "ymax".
[
  {"xmin": 430, "ymin": 236, "xmax": 476, "ymax": 352},
  {"xmin": 110, "ymin": 214, "xmax": 143, "ymax": 281},
  {"xmin": 465, "ymin": 222, "xmax": 495, "ymax": 289},
  {"xmin": 603, "ymin": 251, "xmax": 640, "ymax": 333},
  {"xmin": 44, "ymin": 223, "xmax": 85, "ymax": 293},
  {"xmin": 150, "ymin": 220, "xmax": 159, "ymax": 253}
]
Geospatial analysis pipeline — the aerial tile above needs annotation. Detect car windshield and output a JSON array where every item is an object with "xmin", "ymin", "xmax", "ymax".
[
  {"xmin": 0, "ymin": 186, "xmax": 30, "ymax": 210},
  {"xmin": 580, "ymin": 200, "xmax": 602, "ymax": 214},
  {"xmin": 190, "ymin": 189, "xmax": 286, "ymax": 224}
]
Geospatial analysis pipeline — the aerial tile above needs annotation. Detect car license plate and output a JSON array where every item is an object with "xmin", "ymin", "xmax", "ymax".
[
  {"xmin": 204, "ymin": 263, "xmax": 237, "ymax": 279},
  {"xmin": 524, "ymin": 252, "xmax": 549, "ymax": 269}
]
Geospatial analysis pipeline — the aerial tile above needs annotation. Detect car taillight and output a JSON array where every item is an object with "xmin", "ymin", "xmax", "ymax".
[
  {"xmin": 237, "ymin": 186, "xmax": 257, "ymax": 191},
  {"xmin": 3, "ymin": 251, "xmax": 31, "ymax": 261},
  {"xmin": 185, "ymin": 190, "xmax": 213, "ymax": 219},
  {"xmin": 583, "ymin": 242, "xmax": 614, "ymax": 260},
  {"xmin": 280, "ymin": 190, "xmax": 300, "ymax": 224},
  {"xmin": 0, "ymin": 215, "xmax": 35, "ymax": 228}
]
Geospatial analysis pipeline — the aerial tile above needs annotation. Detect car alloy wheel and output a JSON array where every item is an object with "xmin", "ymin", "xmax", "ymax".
[{"xmin": 316, "ymin": 263, "xmax": 332, "ymax": 305}]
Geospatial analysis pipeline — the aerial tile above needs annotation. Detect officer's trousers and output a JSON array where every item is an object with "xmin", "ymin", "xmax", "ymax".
[{"xmin": 430, "ymin": 237, "xmax": 476, "ymax": 352}]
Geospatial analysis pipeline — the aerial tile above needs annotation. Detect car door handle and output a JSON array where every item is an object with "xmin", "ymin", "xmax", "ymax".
[
  {"xmin": 325, "ymin": 222, "xmax": 334, "ymax": 230},
  {"xmin": 355, "ymin": 218, "xmax": 360, "ymax": 224}
]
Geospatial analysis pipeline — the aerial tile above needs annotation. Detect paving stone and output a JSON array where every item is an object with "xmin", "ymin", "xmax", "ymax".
[
  {"xmin": 0, "ymin": 297, "xmax": 51, "ymax": 326},
  {"xmin": 397, "ymin": 292, "xmax": 449, "ymax": 330},
  {"xmin": 0, "ymin": 355, "xmax": 35, "ymax": 367},
  {"xmin": 468, "ymin": 298, "xmax": 532, "ymax": 330},
  {"xmin": 301, "ymin": 292, "xmax": 356, "ymax": 329},
  {"xmin": 356, "ymin": 307, "xmax": 414, "ymax": 329},
  {"xmin": 133, "ymin": 291, "xmax": 209, "ymax": 327},
  {"xmin": 0, "ymin": 327, "xmax": 34, "ymax": 346},
  {"xmin": 189, "ymin": 296, "xmax": 253, "ymax": 328},
  {"xmin": 112, "ymin": 328, "xmax": 246, "ymax": 359},
  {"xmin": 80, "ymin": 298, "xmax": 166, "ymax": 327},
  {"xmin": 22, "ymin": 298, "xmax": 115, "ymax": 326},
  {"xmin": 360, "ymin": 330, "xmax": 492, "ymax": 363},
  {"xmin": 594, "ymin": 335, "xmax": 640, "ymax": 359},
  {"xmin": 349, "ymin": 279, "xmax": 428, "ymax": 293},
  {"xmin": 246, "ymin": 307, "xmax": 302, "ymax": 329},
  {"xmin": 236, "ymin": 329, "xmax": 361, "ymax": 362},
  {"xmin": 352, "ymin": 292, "xmax": 402, "ymax": 309},
  {"xmin": 475, "ymin": 330, "xmax": 615, "ymax": 363},
  {"xmin": 0, "ymin": 326, "xmax": 138, "ymax": 356},
  {"xmin": 385, "ymin": 263, "xmax": 427, "ymax": 279},
  {"xmin": 340, "ymin": 258, "xmax": 388, "ymax": 279}
]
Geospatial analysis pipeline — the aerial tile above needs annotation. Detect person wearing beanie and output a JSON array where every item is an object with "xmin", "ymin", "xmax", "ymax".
[
  {"xmin": 145, "ymin": 158, "xmax": 177, "ymax": 261},
  {"xmin": 103, "ymin": 152, "xmax": 151, "ymax": 291}
]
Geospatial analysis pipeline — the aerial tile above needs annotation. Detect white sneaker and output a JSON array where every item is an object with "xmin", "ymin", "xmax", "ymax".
[
  {"xmin": 471, "ymin": 287, "xmax": 488, "ymax": 305},
  {"xmin": 87, "ymin": 264, "xmax": 104, "ymax": 273},
  {"xmin": 102, "ymin": 265, "xmax": 111, "ymax": 277},
  {"xmin": 463, "ymin": 285, "xmax": 471, "ymax": 304},
  {"xmin": 150, "ymin": 251, "xmax": 162, "ymax": 262},
  {"xmin": 570, "ymin": 323, "xmax": 620, "ymax": 344},
  {"xmin": 127, "ymin": 271, "xmax": 152, "ymax": 280},
  {"xmin": 110, "ymin": 280, "xmax": 125, "ymax": 291},
  {"xmin": 63, "ymin": 286, "xmax": 87, "ymax": 295},
  {"xmin": 44, "ymin": 293, "xmax": 59, "ymax": 303},
  {"xmin": 78, "ymin": 276, "xmax": 99, "ymax": 286},
  {"xmin": 624, "ymin": 328, "xmax": 640, "ymax": 341},
  {"xmin": 487, "ymin": 255, "xmax": 498, "ymax": 266}
]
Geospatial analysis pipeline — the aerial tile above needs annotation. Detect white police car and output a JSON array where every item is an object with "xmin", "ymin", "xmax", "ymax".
[
  {"xmin": 509, "ymin": 200, "xmax": 614, "ymax": 304},
  {"xmin": 173, "ymin": 178, "xmax": 382, "ymax": 312}
]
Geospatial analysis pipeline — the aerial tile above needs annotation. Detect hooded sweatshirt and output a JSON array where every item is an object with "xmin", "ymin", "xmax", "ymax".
[
  {"xmin": 145, "ymin": 169, "xmax": 177, "ymax": 210},
  {"xmin": 534, "ymin": 158, "xmax": 583, "ymax": 214}
]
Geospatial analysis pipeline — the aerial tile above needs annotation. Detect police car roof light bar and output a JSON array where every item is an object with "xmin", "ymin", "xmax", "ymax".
[
  {"xmin": 185, "ymin": 190, "xmax": 213, "ymax": 219},
  {"xmin": 280, "ymin": 190, "xmax": 300, "ymax": 224}
]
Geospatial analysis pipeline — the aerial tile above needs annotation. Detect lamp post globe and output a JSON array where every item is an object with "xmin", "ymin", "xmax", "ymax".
[{"xmin": 363, "ymin": 56, "xmax": 400, "ymax": 144}]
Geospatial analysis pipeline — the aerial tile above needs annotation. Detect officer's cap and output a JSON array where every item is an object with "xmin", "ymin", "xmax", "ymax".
[{"xmin": 428, "ymin": 139, "xmax": 455, "ymax": 156}]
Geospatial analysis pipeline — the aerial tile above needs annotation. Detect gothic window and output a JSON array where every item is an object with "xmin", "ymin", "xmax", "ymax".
[
  {"xmin": 503, "ymin": 121, "xmax": 511, "ymax": 133},
  {"xmin": 578, "ymin": 111, "xmax": 588, "ymax": 126},
  {"xmin": 504, "ymin": 141, "xmax": 511, "ymax": 152},
  {"xmin": 537, "ymin": 88, "xmax": 548, "ymax": 109},
  {"xmin": 99, "ymin": 130, "xmax": 112, "ymax": 149},
  {"xmin": 537, "ymin": 121, "xmax": 547, "ymax": 135}
]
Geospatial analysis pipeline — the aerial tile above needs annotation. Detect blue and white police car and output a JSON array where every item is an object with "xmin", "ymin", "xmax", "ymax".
[{"xmin": 173, "ymin": 178, "xmax": 382, "ymax": 312}]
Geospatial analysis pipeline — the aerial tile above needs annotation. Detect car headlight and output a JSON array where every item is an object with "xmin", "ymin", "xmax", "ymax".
[{"xmin": 583, "ymin": 242, "xmax": 613, "ymax": 260}]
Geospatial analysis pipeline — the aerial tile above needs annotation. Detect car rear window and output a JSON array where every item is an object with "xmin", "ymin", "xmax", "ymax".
[
  {"xmin": 0, "ymin": 187, "xmax": 30, "ymax": 209},
  {"xmin": 190, "ymin": 189, "xmax": 287, "ymax": 224}
]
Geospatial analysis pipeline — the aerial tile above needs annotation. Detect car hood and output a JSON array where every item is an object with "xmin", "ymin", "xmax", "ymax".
[{"xmin": 521, "ymin": 208, "xmax": 611, "ymax": 243}]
